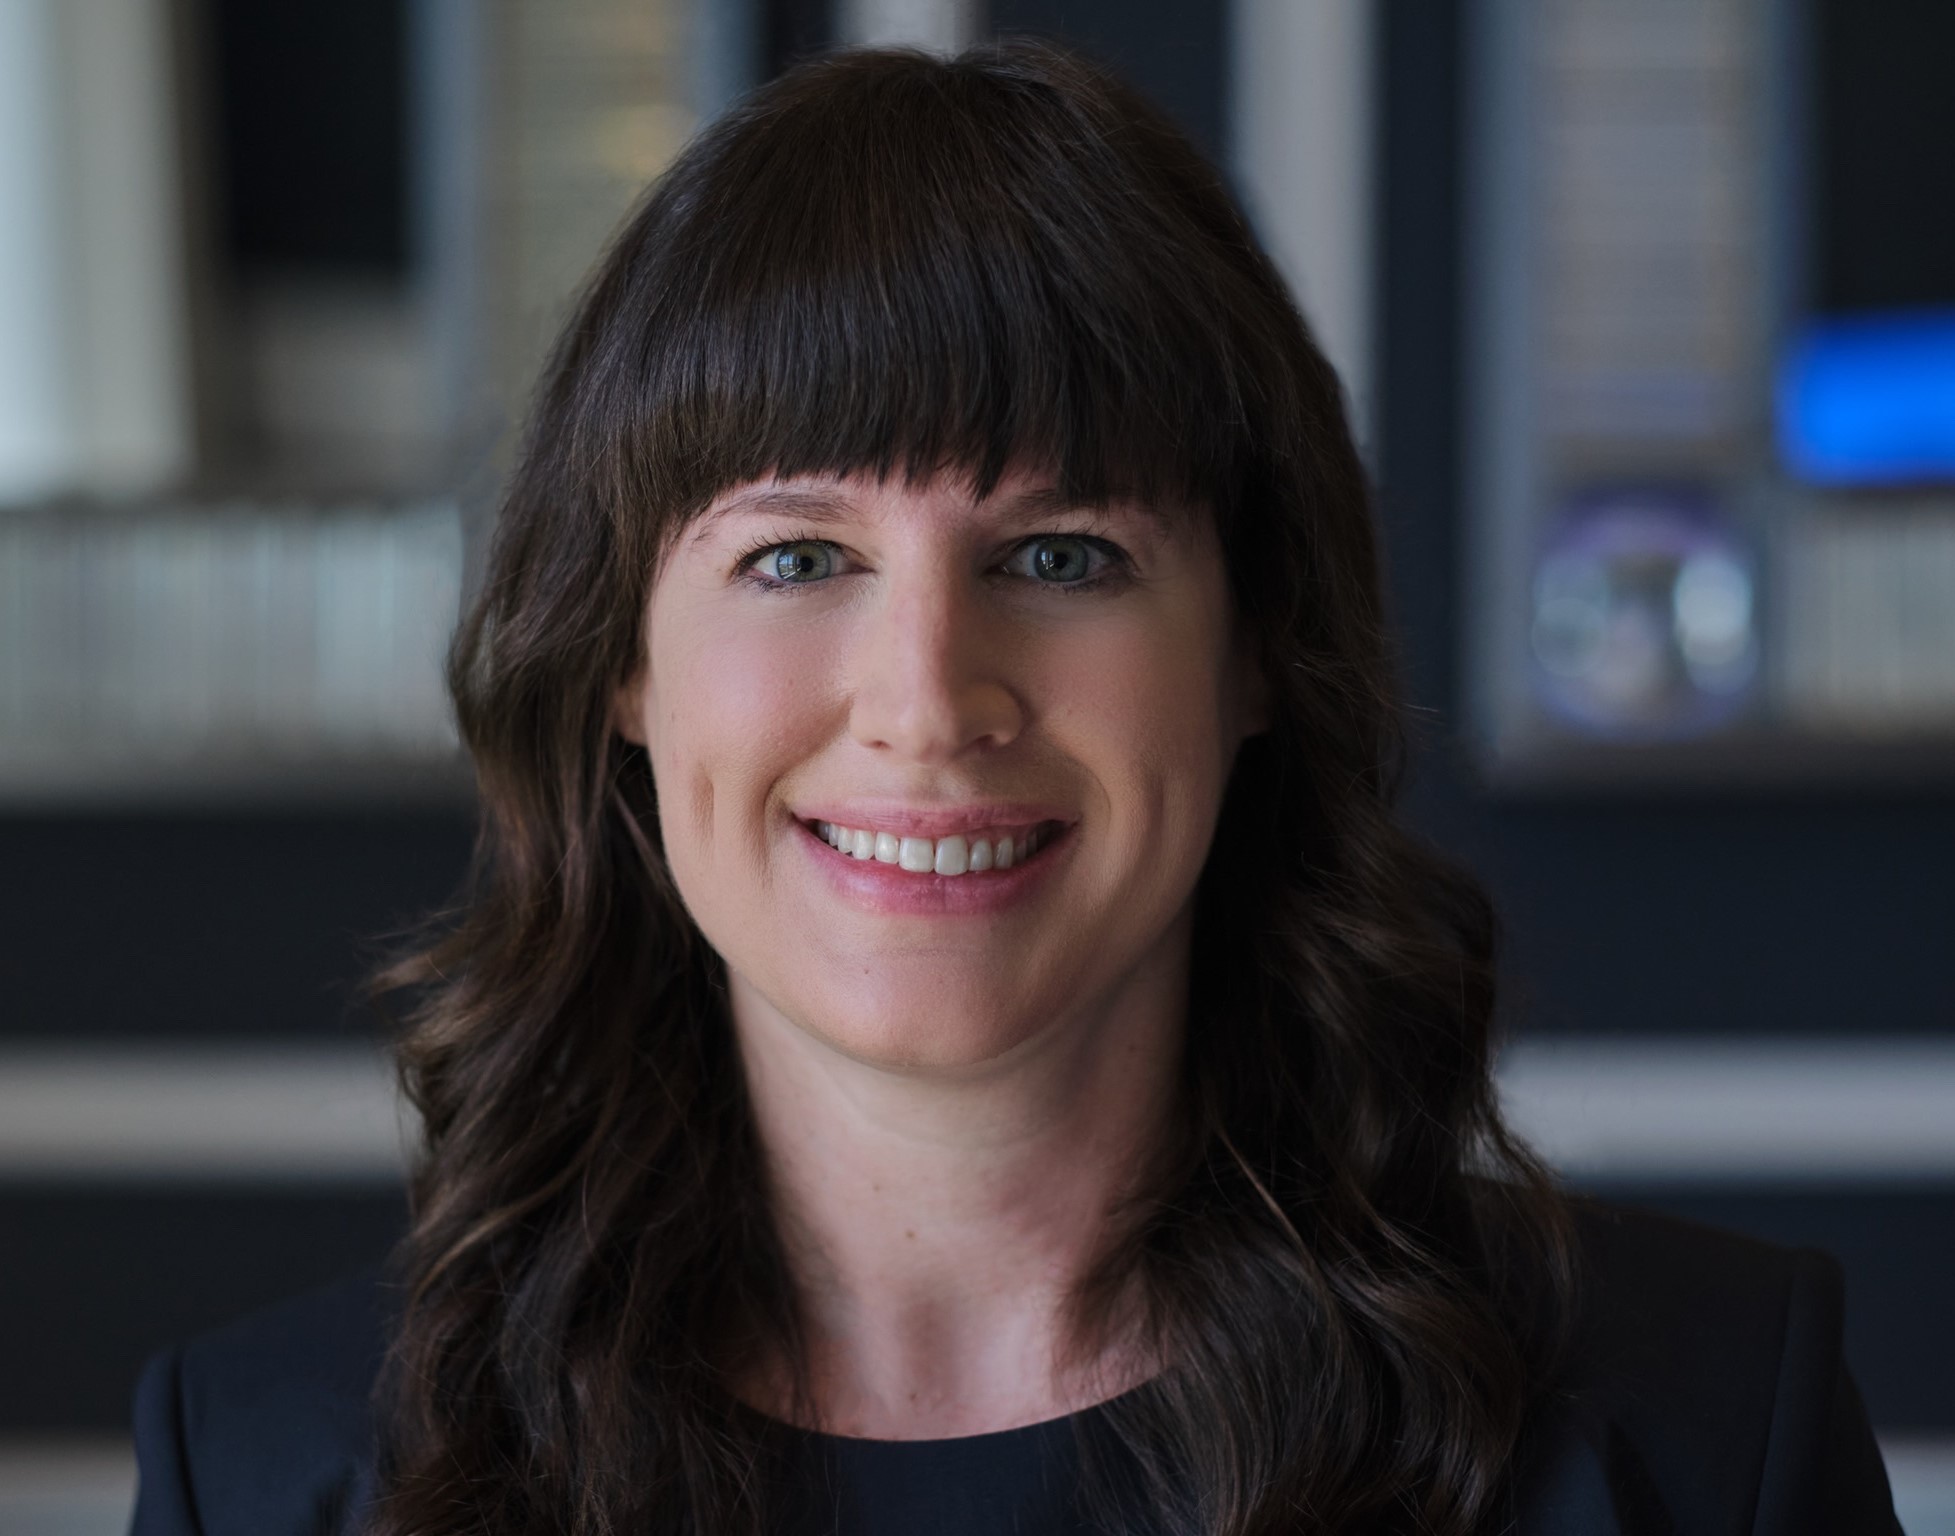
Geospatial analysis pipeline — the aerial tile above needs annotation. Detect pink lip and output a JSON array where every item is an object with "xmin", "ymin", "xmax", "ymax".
[
  {"xmin": 793, "ymin": 802, "xmax": 1074, "ymax": 839},
  {"xmin": 794, "ymin": 816, "xmax": 1072, "ymax": 916}
]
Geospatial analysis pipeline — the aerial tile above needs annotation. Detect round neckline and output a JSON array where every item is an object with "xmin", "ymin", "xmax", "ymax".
[{"xmin": 760, "ymin": 1378, "xmax": 1151, "ymax": 1450}]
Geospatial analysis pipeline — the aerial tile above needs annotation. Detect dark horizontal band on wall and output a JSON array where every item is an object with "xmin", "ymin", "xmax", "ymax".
[{"xmin": 0, "ymin": 1183, "xmax": 408, "ymax": 1433}]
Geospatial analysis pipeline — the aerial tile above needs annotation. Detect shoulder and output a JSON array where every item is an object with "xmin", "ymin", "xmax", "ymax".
[
  {"xmin": 1511, "ymin": 1196, "xmax": 1900, "ymax": 1535},
  {"xmin": 1562, "ymin": 1195, "xmax": 1831, "ymax": 1400},
  {"xmin": 130, "ymin": 1267, "xmax": 393, "ymax": 1536}
]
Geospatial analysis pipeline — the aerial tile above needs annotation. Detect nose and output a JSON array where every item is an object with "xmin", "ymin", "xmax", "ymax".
[{"xmin": 848, "ymin": 566, "xmax": 1023, "ymax": 763}]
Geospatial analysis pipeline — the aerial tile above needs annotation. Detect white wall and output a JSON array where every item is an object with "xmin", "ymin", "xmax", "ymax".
[
  {"xmin": 0, "ymin": 0, "xmax": 190, "ymax": 506},
  {"xmin": 836, "ymin": 0, "xmax": 977, "ymax": 52},
  {"xmin": 1232, "ymin": 0, "xmax": 1376, "ymax": 454}
]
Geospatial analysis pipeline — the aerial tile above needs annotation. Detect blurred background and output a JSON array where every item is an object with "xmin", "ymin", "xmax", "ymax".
[{"xmin": 1, "ymin": 0, "xmax": 1951, "ymax": 1530}]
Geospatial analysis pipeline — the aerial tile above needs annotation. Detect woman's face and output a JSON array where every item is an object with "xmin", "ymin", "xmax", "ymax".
[{"xmin": 614, "ymin": 466, "xmax": 1266, "ymax": 1073}]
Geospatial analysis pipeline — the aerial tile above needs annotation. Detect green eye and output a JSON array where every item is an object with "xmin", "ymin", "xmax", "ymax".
[{"xmin": 769, "ymin": 542, "xmax": 834, "ymax": 582}]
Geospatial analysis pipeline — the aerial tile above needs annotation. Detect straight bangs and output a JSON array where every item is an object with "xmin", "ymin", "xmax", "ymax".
[{"xmin": 581, "ymin": 44, "xmax": 1275, "ymax": 545}]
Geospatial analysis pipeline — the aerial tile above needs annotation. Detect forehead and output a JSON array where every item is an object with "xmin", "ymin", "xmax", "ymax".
[{"xmin": 684, "ymin": 470, "xmax": 1193, "ymax": 547}]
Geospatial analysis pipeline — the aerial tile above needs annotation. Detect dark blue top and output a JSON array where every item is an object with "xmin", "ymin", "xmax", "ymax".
[
  {"xmin": 126, "ymin": 1199, "xmax": 1904, "ymax": 1535},
  {"xmin": 775, "ymin": 1411, "xmax": 1100, "ymax": 1535}
]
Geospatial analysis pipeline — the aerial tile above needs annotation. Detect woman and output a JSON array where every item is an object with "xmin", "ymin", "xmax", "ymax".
[{"xmin": 130, "ymin": 40, "xmax": 1900, "ymax": 1536}]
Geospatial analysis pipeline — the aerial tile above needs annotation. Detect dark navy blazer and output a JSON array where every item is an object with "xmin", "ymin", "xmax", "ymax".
[{"xmin": 127, "ymin": 1200, "xmax": 1904, "ymax": 1534}]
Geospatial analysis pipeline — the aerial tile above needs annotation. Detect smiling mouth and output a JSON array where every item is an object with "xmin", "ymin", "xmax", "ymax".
[{"xmin": 806, "ymin": 819, "xmax": 1066, "ymax": 875}]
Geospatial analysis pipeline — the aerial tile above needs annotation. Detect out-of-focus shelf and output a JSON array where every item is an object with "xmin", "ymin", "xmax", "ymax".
[
  {"xmin": 0, "ymin": 749, "xmax": 475, "ymax": 808},
  {"xmin": 0, "ymin": 497, "xmax": 471, "ymax": 807},
  {"xmin": 0, "ymin": 1440, "xmax": 136, "ymax": 1536},
  {"xmin": 1497, "ymin": 1037, "xmax": 1955, "ymax": 1185},
  {"xmin": 1462, "ymin": 0, "xmax": 1955, "ymax": 797},
  {"xmin": 1473, "ymin": 727, "xmax": 1955, "ymax": 797},
  {"xmin": 0, "ymin": 1045, "xmax": 408, "ymax": 1183}
]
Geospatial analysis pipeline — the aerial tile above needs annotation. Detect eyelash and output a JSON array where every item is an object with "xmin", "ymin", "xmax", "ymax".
[{"xmin": 729, "ymin": 529, "xmax": 1133, "ymax": 596}]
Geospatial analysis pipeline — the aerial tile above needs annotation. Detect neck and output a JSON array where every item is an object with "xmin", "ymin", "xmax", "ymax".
[{"xmin": 727, "ymin": 923, "xmax": 1187, "ymax": 1439}]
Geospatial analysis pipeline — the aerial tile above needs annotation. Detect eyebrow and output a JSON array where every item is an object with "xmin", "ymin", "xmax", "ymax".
[
  {"xmin": 688, "ymin": 486, "xmax": 854, "ymax": 541},
  {"xmin": 686, "ymin": 482, "xmax": 1185, "ymax": 544},
  {"xmin": 1003, "ymin": 486, "xmax": 1183, "ymax": 538}
]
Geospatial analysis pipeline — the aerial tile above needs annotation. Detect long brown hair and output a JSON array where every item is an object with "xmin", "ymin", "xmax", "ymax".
[{"xmin": 367, "ymin": 39, "xmax": 1577, "ymax": 1536}]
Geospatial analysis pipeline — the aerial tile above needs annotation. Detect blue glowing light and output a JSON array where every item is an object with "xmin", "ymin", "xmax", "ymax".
[{"xmin": 1777, "ymin": 309, "xmax": 1955, "ymax": 485}]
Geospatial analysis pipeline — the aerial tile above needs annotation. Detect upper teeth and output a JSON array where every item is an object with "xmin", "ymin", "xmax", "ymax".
[{"xmin": 812, "ymin": 822, "xmax": 1051, "ymax": 874}]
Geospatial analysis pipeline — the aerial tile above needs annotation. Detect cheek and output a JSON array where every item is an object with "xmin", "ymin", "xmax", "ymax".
[
  {"xmin": 1058, "ymin": 610, "xmax": 1236, "ymax": 771},
  {"xmin": 1039, "ymin": 610, "xmax": 1239, "ymax": 888},
  {"xmin": 645, "ymin": 608, "xmax": 838, "ymax": 877},
  {"xmin": 1102, "ymin": 619, "xmax": 1231, "ymax": 736},
  {"xmin": 669, "ymin": 622, "xmax": 822, "ymax": 752}
]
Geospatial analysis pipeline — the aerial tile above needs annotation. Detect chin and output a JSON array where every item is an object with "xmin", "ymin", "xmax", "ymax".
[{"xmin": 801, "ymin": 989, "xmax": 1049, "ymax": 1077}]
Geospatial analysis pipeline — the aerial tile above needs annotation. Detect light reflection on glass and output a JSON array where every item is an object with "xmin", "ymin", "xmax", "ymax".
[{"xmin": 1529, "ymin": 493, "xmax": 1758, "ymax": 739}]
